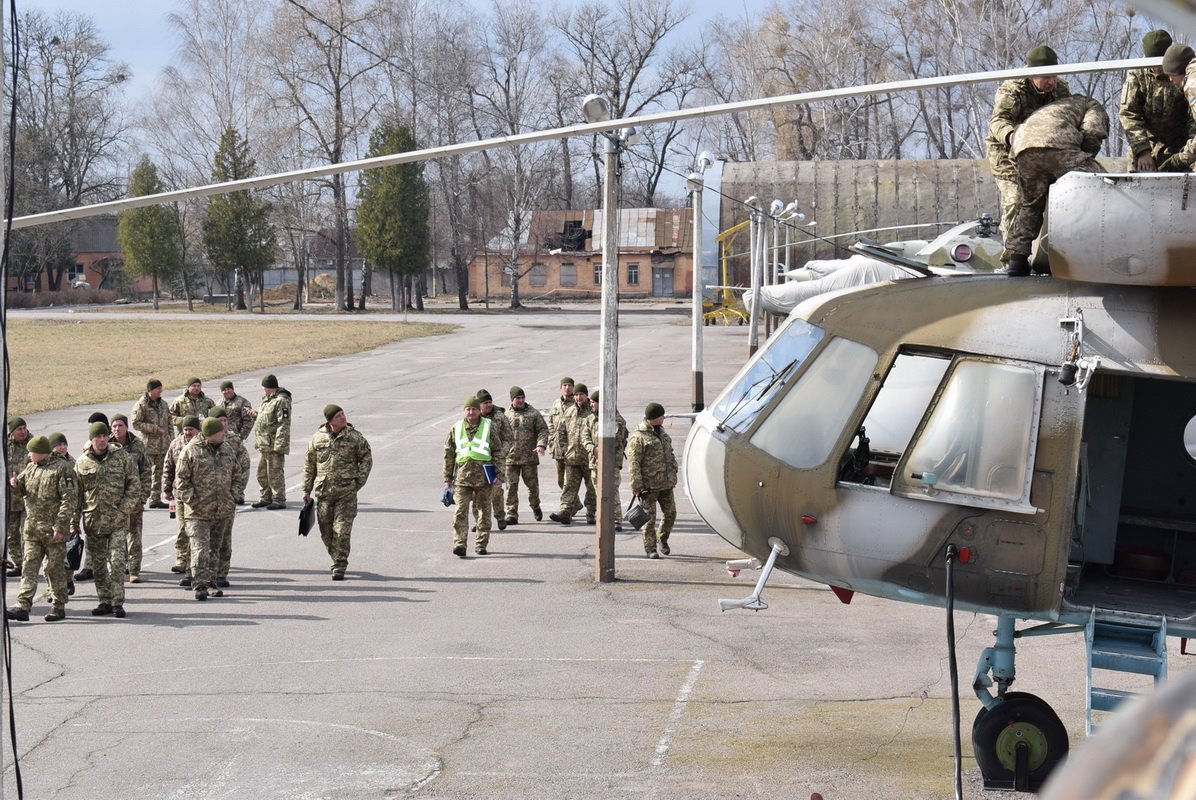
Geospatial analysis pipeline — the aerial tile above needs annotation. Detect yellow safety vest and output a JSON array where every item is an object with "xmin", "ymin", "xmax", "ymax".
[{"xmin": 455, "ymin": 418, "xmax": 492, "ymax": 463}]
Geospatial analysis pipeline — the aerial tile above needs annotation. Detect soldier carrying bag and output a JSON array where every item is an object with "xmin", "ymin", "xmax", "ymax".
[{"xmin": 624, "ymin": 496, "xmax": 650, "ymax": 531}]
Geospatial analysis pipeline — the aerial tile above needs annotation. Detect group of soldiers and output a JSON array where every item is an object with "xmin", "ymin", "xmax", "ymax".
[
  {"xmin": 989, "ymin": 31, "xmax": 1196, "ymax": 276},
  {"xmin": 4, "ymin": 374, "xmax": 373, "ymax": 623},
  {"xmin": 442, "ymin": 377, "xmax": 679, "ymax": 560}
]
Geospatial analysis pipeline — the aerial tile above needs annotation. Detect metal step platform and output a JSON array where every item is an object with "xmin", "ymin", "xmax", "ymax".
[{"xmin": 1085, "ymin": 608, "xmax": 1168, "ymax": 735}]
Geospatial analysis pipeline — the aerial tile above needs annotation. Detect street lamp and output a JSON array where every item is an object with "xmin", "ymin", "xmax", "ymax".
[{"xmin": 687, "ymin": 150, "xmax": 715, "ymax": 413}]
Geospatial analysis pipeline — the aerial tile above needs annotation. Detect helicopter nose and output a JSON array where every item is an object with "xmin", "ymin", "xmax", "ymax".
[{"xmin": 683, "ymin": 414, "xmax": 745, "ymax": 550}]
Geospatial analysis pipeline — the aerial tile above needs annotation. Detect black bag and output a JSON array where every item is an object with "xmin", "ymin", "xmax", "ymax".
[
  {"xmin": 298, "ymin": 498, "xmax": 315, "ymax": 537},
  {"xmin": 624, "ymin": 497, "xmax": 651, "ymax": 531},
  {"xmin": 65, "ymin": 532, "xmax": 85, "ymax": 571}
]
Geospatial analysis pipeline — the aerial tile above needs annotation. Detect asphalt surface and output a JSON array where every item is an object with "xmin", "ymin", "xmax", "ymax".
[{"xmin": 1, "ymin": 305, "xmax": 1190, "ymax": 799}]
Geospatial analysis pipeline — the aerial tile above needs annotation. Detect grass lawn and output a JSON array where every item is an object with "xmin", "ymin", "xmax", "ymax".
[{"xmin": 6, "ymin": 317, "xmax": 456, "ymax": 414}]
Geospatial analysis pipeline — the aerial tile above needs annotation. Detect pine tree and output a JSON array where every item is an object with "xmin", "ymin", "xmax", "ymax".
[{"xmin": 117, "ymin": 156, "xmax": 182, "ymax": 310}]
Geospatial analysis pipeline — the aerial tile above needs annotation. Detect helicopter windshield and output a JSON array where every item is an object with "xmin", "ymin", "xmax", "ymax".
[{"xmin": 711, "ymin": 318, "xmax": 825, "ymax": 433}]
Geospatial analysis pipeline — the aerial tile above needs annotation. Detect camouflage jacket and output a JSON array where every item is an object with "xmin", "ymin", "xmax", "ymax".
[
  {"xmin": 504, "ymin": 403, "xmax": 549, "ymax": 465},
  {"xmin": 1119, "ymin": 68, "xmax": 1190, "ymax": 163},
  {"xmin": 221, "ymin": 393, "xmax": 256, "ymax": 440},
  {"xmin": 12, "ymin": 457, "xmax": 78, "ymax": 535},
  {"xmin": 169, "ymin": 391, "xmax": 215, "ymax": 432},
  {"xmin": 625, "ymin": 421, "xmax": 677, "ymax": 494},
  {"xmin": 556, "ymin": 401, "xmax": 594, "ymax": 467},
  {"xmin": 302, "ymin": 423, "xmax": 372, "ymax": 499},
  {"xmin": 1172, "ymin": 64, "xmax": 1196, "ymax": 169},
  {"xmin": 481, "ymin": 408, "xmax": 513, "ymax": 464},
  {"xmin": 110, "ymin": 432, "xmax": 153, "ymax": 506},
  {"xmin": 443, "ymin": 417, "xmax": 503, "ymax": 488},
  {"xmin": 987, "ymin": 77, "xmax": 1071, "ymax": 180},
  {"xmin": 162, "ymin": 432, "xmax": 198, "ymax": 501},
  {"xmin": 581, "ymin": 410, "xmax": 628, "ymax": 472},
  {"xmin": 174, "ymin": 437, "xmax": 242, "ymax": 519},
  {"xmin": 1011, "ymin": 96, "xmax": 1108, "ymax": 159},
  {"xmin": 547, "ymin": 396, "xmax": 572, "ymax": 460},
  {"xmin": 255, "ymin": 389, "xmax": 292, "ymax": 454},
  {"xmin": 7, "ymin": 433, "xmax": 30, "ymax": 481},
  {"xmin": 225, "ymin": 432, "xmax": 252, "ymax": 498},
  {"xmin": 74, "ymin": 444, "xmax": 140, "ymax": 533},
  {"xmin": 131, "ymin": 392, "xmax": 172, "ymax": 455}
]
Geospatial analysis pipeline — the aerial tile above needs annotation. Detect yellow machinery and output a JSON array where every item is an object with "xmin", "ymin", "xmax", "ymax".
[{"xmin": 705, "ymin": 219, "xmax": 750, "ymax": 325}]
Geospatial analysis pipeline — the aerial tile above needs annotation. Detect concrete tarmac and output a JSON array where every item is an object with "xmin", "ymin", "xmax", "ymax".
[{"xmin": 2, "ymin": 306, "xmax": 1189, "ymax": 799}]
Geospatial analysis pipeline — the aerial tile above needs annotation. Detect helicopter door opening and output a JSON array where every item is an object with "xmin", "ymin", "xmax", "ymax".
[{"xmin": 1070, "ymin": 373, "xmax": 1196, "ymax": 618}]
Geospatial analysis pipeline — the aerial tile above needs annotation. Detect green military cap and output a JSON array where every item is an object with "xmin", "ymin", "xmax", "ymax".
[
  {"xmin": 88, "ymin": 421, "xmax": 109, "ymax": 439},
  {"xmin": 26, "ymin": 435, "xmax": 51, "ymax": 455},
  {"xmin": 7, "ymin": 417, "xmax": 25, "ymax": 433},
  {"xmin": 1163, "ymin": 43, "xmax": 1195, "ymax": 76},
  {"xmin": 88, "ymin": 412, "xmax": 108, "ymax": 426},
  {"xmin": 220, "ymin": 380, "xmax": 234, "ymax": 390},
  {"xmin": 111, "ymin": 413, "xmax": 128, "ymax": 425},
  {"xmin": 644, "ymin": 402, "xmax": 665, "ymax": 420},
  {"xmin": 262, "ymin": 374, "xmax": 278, "ymax": 388},
  {"xmin": 323, "ymin": 404, "xmax": 343, "ymax": 421},
  {"xmin": 201, "ymin": 417, "xmax": 223, "ymax": 437},
  {"xmin": 510, "ymin": 386, "xmax": 525, "ymax": 399},
  {"xmin": 590, "ymin": 390, "xmax": 600, "ymax": 404},
  {"xmin": 573, "ymin": 383, "xmax": 589, "ymax": 395},
  {"xmin": 181, "ymin": 416, "xmax": 201, "ymax": 431},
  {"xmin": 209, "ymin": 406, "xmax": 228, "ymax": 418},
  {"xmin": 147, "ymin": 378, "xmax": 162, "ymax": 391},
  {"xmin": 476, "ymin": 389, "xmax": 493, "ymax": 403},
  {"xmin": 1144, "ymin": 29, "xmax": 1173, "ymax": 58},
  {"xmin": 187, "ymin": 377, "xmax": 202, "ymax": 387},
  {"xmin": 1026, "ymin": 45, "xmax": 1058, "ymax": 68},
  {"xmin": 48, "ymin": 432, "xmax": 67, "ymax": 448},
  {"xmin": 560, "ymin": 376, "xmax": 574, "ymax": 386},
  {"xmin": 464, "ymin": 396, "xmax": 481, "ymax": 410}
]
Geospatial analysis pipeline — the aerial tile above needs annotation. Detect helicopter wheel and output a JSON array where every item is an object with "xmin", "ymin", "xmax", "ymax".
[{"xmin": 972, "ymin": 692, "xmax": 1068, "ymax": 790}]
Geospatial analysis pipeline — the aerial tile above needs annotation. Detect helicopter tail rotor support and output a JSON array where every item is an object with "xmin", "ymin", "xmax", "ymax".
[{"xmin": 718, "ymin": 537, "xmax": 789, "ymax": 612}]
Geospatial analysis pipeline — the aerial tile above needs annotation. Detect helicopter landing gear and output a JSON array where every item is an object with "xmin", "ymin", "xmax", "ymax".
[{"xmin": 971, "ymin": 692, "xmax": 1068, "ymax": 792}]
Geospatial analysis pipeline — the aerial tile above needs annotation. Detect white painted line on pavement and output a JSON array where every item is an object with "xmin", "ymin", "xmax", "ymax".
[{"xmin": 652, "ymin": 659, "xmax": 705, "ymax": 767}]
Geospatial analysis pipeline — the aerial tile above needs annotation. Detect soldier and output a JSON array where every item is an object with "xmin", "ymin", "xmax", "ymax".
[
  {"xmin": 163, "ymin": 416, "xmax": 201, "ymax": 581},
  {"xmin": 581, "ymin": 390, "xmax": 628, "ymax": 532},
  {"xmin": 986, "ymin": 45, "xmax": 1070, "ymax": 262},
  {"xmin": 550, "ymin": 383, "xmax": 596, "ymax": 525},
  {"xmin": 72, "ymin": 413, "xmax": 108, "ymax": 584},
  {"xmin": 74, "ymin": 421, "xmax": 140, "ymax": 617},
  {"xmin": 1156, "ymin": 45, "xmax": 1196, "ymax": 171},
  {"xmin": 546, "ymin": 377, "xmax": 575, "ymax": 490},
  {"xmin": 6, "ymin": 416, "xmax": 31, "ymax": 576},
  {"xmin": 1120, "ymin": 30, "xmax": 1190, "ymax": 172},
  {"xmin": 169, "ymin": 377, "xmax": 215, "ymax": 433},
  {"xmin": 174, "ymin": 417, "xmax": 242, "ymax": 601},
  {"xmin": 626, "ymin": 402, "xmax": 678, "ymax": 559},
  {"xmin": 1005, "ymin": 95, "xmax": 1108, "ymax": 276},
  {"xmin": 49, "ymin": 432, "xmax": 79, "ymax": 596},
  {"xmin": 443, "ymin": 396, "xmax": 503, "ymax": 557},
  {"xmin": 476, "ymin": 389, "xmax": 512, "ymax": 531},
  {"xmin": 503, "ymin": 386, "xmax": 548, "ymax": 525},
  {"xmin": 302, "ymin": 405, "xmax": 373, "ymax": 580},
  {"xmin": 218, "ymin": 380, "xmax": 256, "ymax": 442},
  {"xmin": 108, "ymin": 414, "xmax": 152, "ymax": 582},
  {"xmin": 132, "ymin": 378, "xmax": 172, "ymax": 508},
  {"xmin": 253, "ymin": 374, "xmax": 292, "ymax": 509},
  {"xmin": 6, "ymin": 436, "xmax": 77, "ymax": 622},
  {"xmin": 208, "ymin": 407, "xmax": 250, "ymax": 588}
]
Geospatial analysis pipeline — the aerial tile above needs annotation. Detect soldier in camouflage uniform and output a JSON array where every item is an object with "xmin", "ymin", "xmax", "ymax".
[
  {"xmin": 503, "ymin": 386, "xmax": 548, "ymax": 524},
  {"xmin": 219, "ymin": 381, "xmax": 256, "ymax": 440},
  {"xmin": 1120, "ymin": 30, "xmax": 1190, "ymax": 172},
  {"xmin": 443, "ymin": 396, "xmax": 503, "ymax": 557},
  {"xmin": 169, "ymin": 378, "xmax": 215, "ymax": 433},
  {"xmin": 580, "ymin": 390, "xmax": 628, "ymax": 532},
  {"xmin": 551, "ymin": 383, "xmax": 596, "ymax": 525},
  {"xmin": 208, "ymin": 407, "xmax": 250, "ymax": 587},
  {"xmin": 626, "ymin": 403, "xmax": 678, "ymax": 558},
  {"xmin": 476, "ymin": 389, "xmax": 512, "ymax": 530},
  {"xmin": 1005, "ymin": 95, "xmax": 1108, "ymax": 275},
  {"xmin": 175, "ymin": 417, "xmax": 242, "ymax": 600},
  {"xmin": 75, "ymin": 421, "xmax": 140, "ymax": 617},
  {"xmin": 6, "ymin": 436, "xmax": 77, "ymax": 622},
  {"xmin": 163, "ymin": 416, "xmax": 201, "ymax": 579},
  {"xmin": 253, "ymin": 374, "xmax": 292, "ymax": 509},
  {"xmin": 546, "ymin": 377, "xmax": 575, "ymax": 490},
  {"xmin": 1156, "ymin": 45, "xmax": 1196, "ymax": 171},
  {"xmin": 108, "ymin": 415, "xmax": 152, "ymax": 582},
  {"xmin": 132, "ymin": 378, "xmax": 172, "ymax": 508},
  {"xmin": 985, "ymin": 45, "xmax": 1070, "ymax": 261},
  {"xmin": 49, "ymin": 433, "xmax": 79, "ymax": 595},
  {"xmin": 302, "ymin": 405, "xmax": 373, "ymax": 580},
  {"xmin": 6, "ymin": 417, "xmax": 31, "ymax": 575}
]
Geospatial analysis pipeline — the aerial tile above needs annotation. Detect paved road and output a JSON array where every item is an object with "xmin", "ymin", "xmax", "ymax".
[{"xmin": 0, "ymin": 307, "xmax": 1184, "ymax": 799}]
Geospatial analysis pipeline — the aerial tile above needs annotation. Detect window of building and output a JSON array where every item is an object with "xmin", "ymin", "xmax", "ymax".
[
  {"xmin": 530, "ymin": 262, "xmax": 547, "ymax": 287},
  {"xmin": 627, "ymin": 262, "xmax": 639, "ymax": 285},
  {"xmin": 560, "ymin": 262, "xmax": 576, "ymax": 287},
  {"xmin": 499, "ymin": 265, "xmax": 511, "ymax": 287},
  {"xmin": 68, "ymin": 263, "xmax": 86, "ymax": 281},
  {"xmin": 594, "ymin": 263, "xmax": 602, "ymax": 285}
]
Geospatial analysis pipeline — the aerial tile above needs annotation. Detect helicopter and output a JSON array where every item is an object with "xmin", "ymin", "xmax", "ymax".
[{"xmin": 684, "ymin": 170, "xmax": 1196, "ymax": 792}]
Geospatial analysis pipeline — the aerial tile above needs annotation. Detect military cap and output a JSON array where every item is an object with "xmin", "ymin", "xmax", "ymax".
[
  {"xmin": 476, "ymin": 389, "xmax": 493, "ymax": 403},
  {"xmin": 187, "ymin": 377, "xmax": 202, "ymax": 387},
  {"xmin": 574, "ymin": 383, "xmax": 589, "ymax": 395},
  {"xmin": 510, "ymin": 386, "xmax": 525, "ymax": 400},
  {"xmin": 1144, "ymin": 29, "xmax": 1173, "ymax": 58},
  {"xmin": 560, "ymin": 376, "xmax": 575, "ymax": 386},
  {"xmin": 464, "ymin": 396, "xmax": 481, "ymax": 410},
  {"xmin": 181, "ymin": 416, "xmax": 201, "ymax": 431},
  {"xmin": 323, "ymin": 404, "xmax": 343, "ymax": 422},
  {"xmin": 88, "ymin": 421, "xmax": 110, "ymax": 439},
  {"xmin": 147, "ymin": 378, "xmax": 162, "ymax": 391},
  {"xmin": 48, "ymin": 432, "xmax": 67, "ymax": 448},
  {"xmin": 590, "ymin": 390, "xmax": 600, "ymax": 404},
  {"xmin": 1026, "ymin": 45, "xmax": 1058, "ymax": 68},
  {"xmin": 1163, "ymin": 43, "xmax": 1195, "ymax": 76},
  {"xmin": 26, "ymin": 435, "xmax": 51, "ymax": 455},
  {"xmin": 201, "ymin": 417, "xmax": 223, "ymax": 437},
  {"xmin": 110, "ymin": 413, "xmax": 128, "ymax": 425},
  {"xmin": 7, "ymin": 417, "xmax": 25, "ymax": 433},
  {"xmin": 209, "ymin": 406, "xmax": 228, "ymax": 418},
  {"xmin": 220, "ymin": 380, "xmax": 234, "ymax": 390},
  {"xmin": 261, "ymin": 374, "xmax": 279, "ymax": 388},
  {"xmin": 87, "ymin": 412, "xmax": 109, "ymax": 427},
  {"xmin": 644, "ymin": 402, "xmax": 666, "ymax": 420}
]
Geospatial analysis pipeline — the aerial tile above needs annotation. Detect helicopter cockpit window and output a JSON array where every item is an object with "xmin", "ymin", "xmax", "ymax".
[
  {"xmin": 711, "ymin": 318, "xmax": 825, "ymax": 433},
  {"xmin": 749, "ymin": 337, "xmax": 878, "ymax": 468}
]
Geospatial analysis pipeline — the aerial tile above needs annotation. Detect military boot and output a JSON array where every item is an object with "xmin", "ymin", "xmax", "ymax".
[
  {"xmin": 44, "ymin": 607, "xmax": 65, "ymax": 622},
  {"xmin": 6, "ymin": 606, "xmax": 28, "ymax": 622},
  {"xmin": 1005, "ymin": 253, "xmax": 1031, "ymax": 277}
]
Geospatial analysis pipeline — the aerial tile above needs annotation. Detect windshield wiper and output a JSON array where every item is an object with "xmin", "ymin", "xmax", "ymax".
[{"xmin": 715, "ymin": 359, "xmax": 797, "ymax": 431}]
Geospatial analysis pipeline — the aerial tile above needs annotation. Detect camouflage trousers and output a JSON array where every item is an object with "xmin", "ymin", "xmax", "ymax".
[
  {"xmin": 6, "ymin": 507, "xmax": 24, "ymax": 567},
  {"xmin": 17, "ymin": 531, "xmax": 68, "ymax": 610},
  {"xmin": 146, "ymin": 451, "xmax": 166, "ymax": 506},
  {"xmin": 560, "ymin": 464, "xmax": 596, "ymax": 518},
  {"xmin": 86, "ymin": 529, "xmax": 128, "ymax": 606},
  {"xmin": 186, "ymin": 516, "xmax": 229, "ymax": 591},
  {"xmin": 257, "ymin": 452, "xmax": 287, "ymax": 503},
  {"xmin": 1008, "ymin": 149, "xmax": 1103, "ymax": 256},
  {"xmin": 555, "ymin": 458, "xmax": 566, "ymax": 490},
  {"xmin": 217, "ymin": 516, "xmax": 234, "ymax": 579},
  {"xmin": 995, "ymin": 177, "xmax": 1020, "ymax": 263},
  {"xmin": 640, "ymin": 489, "xmax": 677, "ymax": 555},
  {"xmin": 173, "ymin": 502, "xmax": 190, "ymax": 572},
  {"xmin": 317, "ymin": 493, "xmax": 358, "ymax": 572},
  {"xmin": 505, "ymin": 463, "xmax": 542, "ymax": 520},
  {"xmin": 453, "ymin": 485, "xmax": 491, "ymax": 549},
  {"xmin": 126, "ymin": 508, "xmax": 145, "ymax": 575}
]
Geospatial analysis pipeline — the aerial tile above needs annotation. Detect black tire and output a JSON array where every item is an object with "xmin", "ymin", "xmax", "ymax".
[{"xmin": 972, "ymin": 692, "xmax": 1069, "ymax": 788}]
